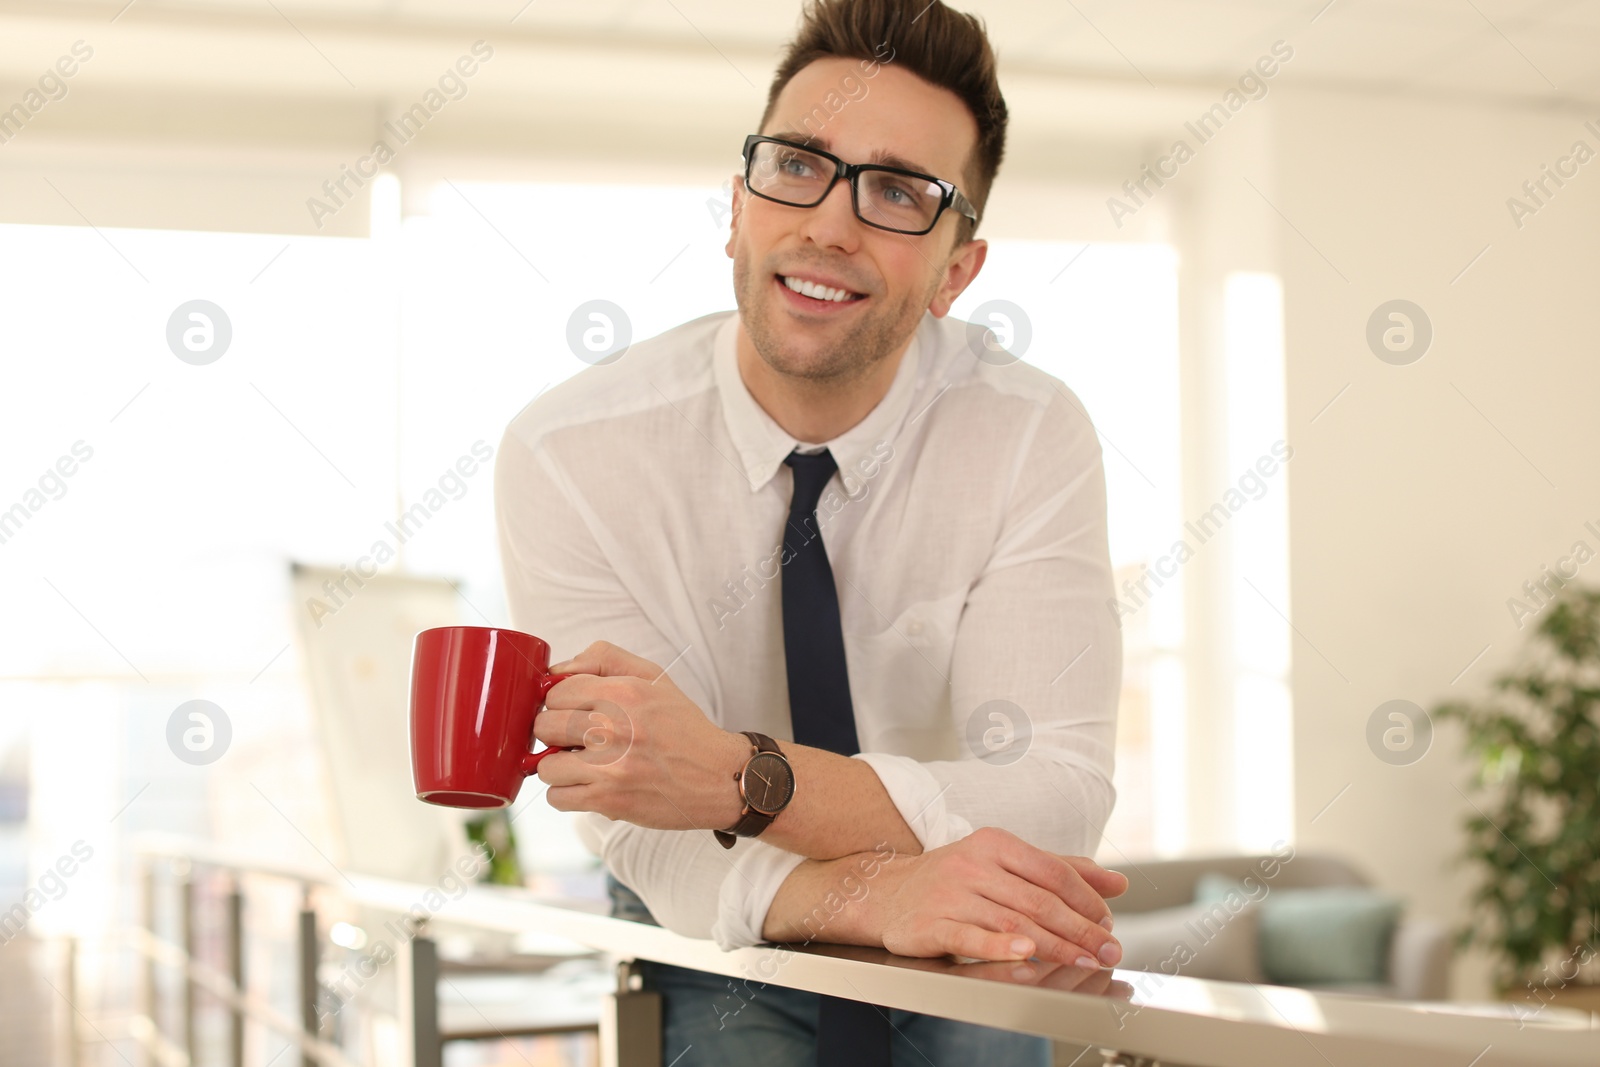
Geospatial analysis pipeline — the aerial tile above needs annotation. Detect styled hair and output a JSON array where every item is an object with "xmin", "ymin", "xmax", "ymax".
[{"xmin": 759, "ymin": 0, "xmax": 1007, "ymax": 245}]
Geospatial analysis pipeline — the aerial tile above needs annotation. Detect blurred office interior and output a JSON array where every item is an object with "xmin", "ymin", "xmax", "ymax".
[{"xmin": 2, "ymin": 1, "xmax": 1599, "ymax": 1063}]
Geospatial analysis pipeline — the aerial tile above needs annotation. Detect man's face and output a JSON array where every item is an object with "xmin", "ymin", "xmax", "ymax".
[{"xmin": 726, "ymin": 57, "xmax": 987, "ymax": 384}]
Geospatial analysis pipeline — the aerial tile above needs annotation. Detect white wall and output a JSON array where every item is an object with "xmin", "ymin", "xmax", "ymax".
[{"xmin": 1275, "ymin": 85, "xmax": 1600, "ymax": 998}]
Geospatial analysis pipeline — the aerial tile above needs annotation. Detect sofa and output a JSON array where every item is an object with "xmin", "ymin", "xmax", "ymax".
[{"xmin": 1103, "ymin": 852, "xmax": 1453, "ymax": 1001}]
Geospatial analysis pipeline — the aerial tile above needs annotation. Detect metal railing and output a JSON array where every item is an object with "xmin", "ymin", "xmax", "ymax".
[
  {"xmin": 117, "ymin": 834, "xmax": 605, "ymax": 1067},
  {"xmin": 79, "ymin": 833, "xmax": 1600, "ymax": 1067}
]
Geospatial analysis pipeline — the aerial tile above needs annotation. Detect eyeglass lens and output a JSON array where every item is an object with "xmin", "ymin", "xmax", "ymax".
[{"xmin": 748, "ymin": 141, "xmax": 945, "ymax": 233}]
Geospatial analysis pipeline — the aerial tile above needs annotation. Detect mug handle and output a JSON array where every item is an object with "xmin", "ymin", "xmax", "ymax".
[{"xmin": 521, "ymin": 672, "xmax": 572, "ymax": 775}]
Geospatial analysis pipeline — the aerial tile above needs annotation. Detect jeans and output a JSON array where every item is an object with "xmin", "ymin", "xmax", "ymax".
[{"xmin": 607, "ymin": 875, "xmax": 1051, "ymax": 1066}]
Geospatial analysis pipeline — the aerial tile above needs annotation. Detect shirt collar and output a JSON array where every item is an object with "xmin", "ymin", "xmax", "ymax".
[{"xmin": 713, "ymin": 310, "xmax": 926, "ymax": 493}]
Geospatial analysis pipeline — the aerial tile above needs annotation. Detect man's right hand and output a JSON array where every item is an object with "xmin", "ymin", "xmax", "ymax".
[{"xmin": 765, "ymin": 826, "xmax": 1128, "ymax": 970}]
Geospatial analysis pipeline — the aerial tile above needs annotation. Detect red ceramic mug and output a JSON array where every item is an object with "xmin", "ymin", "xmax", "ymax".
[{"xmin": 409, "ymin": 625, "xmax": 571, "ymax": 808}]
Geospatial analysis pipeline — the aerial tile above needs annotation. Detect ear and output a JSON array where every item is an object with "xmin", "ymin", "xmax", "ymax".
[
  {"xmin": 927, "ymin": 237, "xmax": 988, "ymax": 319},
  {"xmin": 724, "ymin": 174, "xmax": 746, "ymax": 259}
]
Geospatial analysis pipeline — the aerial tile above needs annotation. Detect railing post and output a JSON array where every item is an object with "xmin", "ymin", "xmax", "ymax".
[
  {"xmin": 141, "ymin": 858, "xmax": 158, "ymax": 1067},
  {"xmin": 395, "ymin": 921, "xmax": 441, "ymax": 1067},
  {"xmin": 299, "ymin": 885, "xmax": 319, "ymax": 1067},
  {"xmin": 180, "ymin": 863, "xmax": 196, "ymax": 1065},
  {"xmin": 599, "ymin": 959, "xmax": 660, "ymax": 1067},
  {"xmin": 227, "ymin": 877, "xmax": 245, "ymax": 1067}
]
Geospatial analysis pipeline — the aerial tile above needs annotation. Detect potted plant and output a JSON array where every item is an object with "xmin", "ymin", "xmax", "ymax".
[{"xmin": 1434, "ymin": 587, "xmax": 1600, "ymax": 1009}]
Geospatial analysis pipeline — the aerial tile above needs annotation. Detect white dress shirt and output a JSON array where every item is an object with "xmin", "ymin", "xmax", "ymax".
[{"xmin": 494, "ymin": 308, "xmax": 1120, "ymax": 950}]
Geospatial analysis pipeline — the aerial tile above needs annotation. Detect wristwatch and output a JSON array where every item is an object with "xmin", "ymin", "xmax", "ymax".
[{"xmin": 714, "ymin": 731, "xmax": 795, "ymax": 849}]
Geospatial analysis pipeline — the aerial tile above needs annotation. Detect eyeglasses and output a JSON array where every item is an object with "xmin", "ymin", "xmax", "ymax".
[{"xmin": 741, "ymin": 134, "xmax": 978, "ymax": 237}]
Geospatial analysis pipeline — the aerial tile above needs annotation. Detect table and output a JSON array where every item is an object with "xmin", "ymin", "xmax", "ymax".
[{"xmin": 130, "ymin": 836, "xmax": 1600, "ymax": 1067}]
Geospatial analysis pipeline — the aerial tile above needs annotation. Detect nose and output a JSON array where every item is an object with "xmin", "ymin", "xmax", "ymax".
[{"xmin": 795, "ymin": 175, "xmax": 862, "ymax": 253}]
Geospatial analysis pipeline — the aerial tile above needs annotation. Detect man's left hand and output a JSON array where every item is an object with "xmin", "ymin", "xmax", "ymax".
[{"xmin": 532, "ymin": 640, "xmax": 749, "ymax": 830}]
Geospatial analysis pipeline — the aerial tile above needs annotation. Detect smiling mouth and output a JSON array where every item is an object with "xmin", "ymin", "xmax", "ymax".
[{"xmin": 776, "ymin": 273, "xmax": 868, "ymax": 305}]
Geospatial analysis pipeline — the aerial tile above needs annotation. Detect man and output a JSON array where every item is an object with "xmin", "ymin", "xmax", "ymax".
[{"xmin": 494, "ymin": 0, "xmax": 1127, "ymax": 1062}]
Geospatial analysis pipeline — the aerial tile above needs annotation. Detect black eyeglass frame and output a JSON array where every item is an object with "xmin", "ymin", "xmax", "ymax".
[{"xmin": 741, "ymin": 133, "xmax": 978, "ymax": 237}]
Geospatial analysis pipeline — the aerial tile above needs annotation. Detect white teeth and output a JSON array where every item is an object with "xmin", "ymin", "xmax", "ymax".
[{"xmin": 781, "ymin": 275, "xmax": 859, "ymax": 303}]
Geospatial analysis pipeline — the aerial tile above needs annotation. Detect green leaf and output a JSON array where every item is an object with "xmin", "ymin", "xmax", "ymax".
[{"xmin": 1431, "ymin": 584, "xmax": 1600, "ymax": 987}]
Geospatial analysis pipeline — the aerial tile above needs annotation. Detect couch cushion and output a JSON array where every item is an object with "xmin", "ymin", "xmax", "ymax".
[
  {"xmin": 1109, "ymin": 852, "xmax": 1360, "ymax": 913},
  {"xmin": 1111, "ymin": 899, "xmax": 1266, "ymax": 983},
  {"xmin": 1195, "ymin": 875, "xmax": 1402, "ymax": 985}
]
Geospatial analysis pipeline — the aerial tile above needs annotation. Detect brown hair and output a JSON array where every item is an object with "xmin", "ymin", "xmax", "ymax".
[{"xmin": 758, "ymin": 0, "xmax": 1007, "ymax": 246}]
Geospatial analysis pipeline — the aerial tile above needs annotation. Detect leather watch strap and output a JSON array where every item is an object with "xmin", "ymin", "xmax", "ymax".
[
  {"xmin": 715, "ymin": 732, "xmax": 786, "ymax": 849},
  {"xmin": 723, "ymin": 807, "xmax": 775, "ymax": 838}
]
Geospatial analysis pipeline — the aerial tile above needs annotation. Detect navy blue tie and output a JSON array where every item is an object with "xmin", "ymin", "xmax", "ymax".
[{"xmin": 781, "ymin": 449, "xmax": 892, "ymax": 1066}]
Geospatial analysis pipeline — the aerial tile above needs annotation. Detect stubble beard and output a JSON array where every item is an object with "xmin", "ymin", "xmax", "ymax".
[{"xmin": 731, "ymin": 245, "xmax": 935, "ymax": 388}]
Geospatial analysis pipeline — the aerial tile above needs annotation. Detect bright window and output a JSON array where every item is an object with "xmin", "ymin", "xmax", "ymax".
[
  {"xmin": 0, "ymin": 182, "xmax": 1203, "ymax": 924},
  {"xmin": 949, "ymin": 240, "xmax": 1184, "ymax": 860}
]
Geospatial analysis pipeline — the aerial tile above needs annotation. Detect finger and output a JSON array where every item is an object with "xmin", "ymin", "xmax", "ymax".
[
  {"xmin": 534, "ymin": 752, "xmax": 591, "ymax": 788},
  {"xmin": 545, "ymin": 640, "xmax": 608, "ymax": 674},
  {"xmin": 542, "ymin": 783, "xmax": 596, "ymax": 813},
  {"xmin": 534, "ymin": 706, "xmax": 635, "ymax": 766},
  {"xmin": 544, "ymin": 674, "xmax": 642, "ymax": 716},
  {"xmin": 532, "ymin": 707, "xmax": 587, "ymax": 747},
  {"xmin": 981, "ymin": 869, "xmax": 1121, "ymax": 967},
  {"xmin": 925, "ymin": 916, "xmax": 1034, "ymax": 962},
  {"xmin": 1049, "ymin": 857, "xmax": 1126, "ymax": 908},
  {"xmin": 549, "ymin": 641, "xmax": 662, "ymax": 680},
  {"xmin": 1061, "ymin": 856, "xmax": 1131, "ymax": 899},
  {"xmin": 960, "ymin": 893, "xmax": 1108, "ymax": 970},
  {"xmin": 996, "ymin": 846, "xmax": 1114, "ymax": 930}
]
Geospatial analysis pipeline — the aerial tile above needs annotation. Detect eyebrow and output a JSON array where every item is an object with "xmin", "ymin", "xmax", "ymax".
[{"xmin": 765, "ymin": 131, "xmax": 937, "ymax": 179}]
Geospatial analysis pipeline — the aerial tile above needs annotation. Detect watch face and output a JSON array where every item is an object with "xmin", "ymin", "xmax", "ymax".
[{"xmin": 741, "ymin": 752, "xmax": 794, "ymax": 815}]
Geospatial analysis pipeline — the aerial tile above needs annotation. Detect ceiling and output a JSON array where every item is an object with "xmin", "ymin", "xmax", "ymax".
[
  {"xmin": 0, "ymin": 0, "xmax": 1597, "ymax": 105},
  {"xmin": 0, "ymin": 0, "xmax": 1594, "ymax": 235},
  {"xmin": 506, "ymin": 0, "xmax": 1600, "ymax": 103}
]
